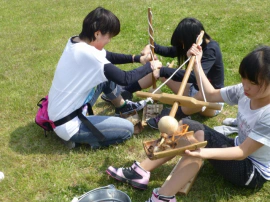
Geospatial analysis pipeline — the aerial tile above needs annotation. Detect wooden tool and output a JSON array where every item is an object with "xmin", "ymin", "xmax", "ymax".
[
  {"xmin": 140, "ymin": 31, "xmax": 207, "ymax": 194},
  {"xmin": 141, "ymin": 31, "xmax": 208, "ymax": 159},
  {"xmin": 148, "ymin": 7, "xmax": 157, "ymax": 90}
]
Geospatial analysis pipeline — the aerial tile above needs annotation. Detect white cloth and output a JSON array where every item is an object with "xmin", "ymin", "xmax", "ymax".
[
  {"xmin": 220, "ymin": 83, "xmax": 270, "ymax": 180},
  {"xmin": 222, "ymin": 118, "xmax": 238, "ymax": 126},
  {"xmin": 213, "ymin": 125, "xmax": 238, "ymax": 136},
  {"xmin": 48, "ymin": 38, "xmax": 110, "ymax": 141}
]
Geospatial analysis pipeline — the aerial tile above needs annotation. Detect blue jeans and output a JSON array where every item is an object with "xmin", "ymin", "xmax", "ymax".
[{"xmin": 70, "ymin": 81, "xmax": 134, "ymax": 149}]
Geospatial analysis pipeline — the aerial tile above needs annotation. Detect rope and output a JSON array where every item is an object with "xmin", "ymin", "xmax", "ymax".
[
  {"xmin": 195, "ymin": 56, "xmax": 207, "ymax": 112},
  {"xmin": 151, "ymin": 57, "xmax": 191, "ymax": 94},
  {"xmin": 148, "ymin": 32, "xmax": 207, "ymax": 112}
]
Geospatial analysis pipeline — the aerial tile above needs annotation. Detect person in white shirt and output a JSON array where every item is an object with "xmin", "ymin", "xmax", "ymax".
[{"xmin": 48, "ymin": 7, "xmax": 162, "ymax": 149}]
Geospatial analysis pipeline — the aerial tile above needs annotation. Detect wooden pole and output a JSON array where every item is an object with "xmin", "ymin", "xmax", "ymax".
[
  {"xmin": 169, "ymin": 30, "xmax": 204, "ymax": 117},
  {"xmin": 148, "ymin": 7, "xmax": 157, "ymax": 89}
]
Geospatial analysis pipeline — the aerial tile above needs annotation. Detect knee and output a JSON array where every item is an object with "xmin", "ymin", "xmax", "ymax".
[
  {"xmin": 194, "ymin": 130, "xmax": 205, "ymax": 142},
  {"xmin": 122, "ymin": 120, "xmax": 134, "ymax": 139}
]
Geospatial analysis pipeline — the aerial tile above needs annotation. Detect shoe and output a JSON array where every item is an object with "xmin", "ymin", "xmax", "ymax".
[
  {"xmin": 115, "ymin": 100, "xmax": 146, "ymax": 116},
  {"xmin": 101, "ymin": 94, "xmax": 112, "ymax": 104},
  {"xmin": 146, "ymin": 188, "xmax": 176, "ymax": 202},
  {"xmin": 101, "ymin": 90, "xmax": 133, "ymax": 104},
  {"xmin": 106, "ymin": 161, "xmax": 150, "ymax": 190},
  {"xmin": 147, "ymin": 107, "xmax": 190, "ymax": 130},
  {"xmin": 147, "ymin": 108, "xmax": 171, "ymax": 130}
]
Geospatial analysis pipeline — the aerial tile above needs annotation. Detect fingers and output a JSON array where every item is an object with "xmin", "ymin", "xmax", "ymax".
[
  {"xmin": 188, "ymin": 43, "xmax": 202, "ymax": 57},
  {"xmin": 141, "ymin": 44, "xmax": 151, "ymax": 55},
  {"xmin": 152, "ymin": 69, "xmax": 160, "ymax": 80},
  {"xmin": 150, "ymin": 60, "xmax": 162, "ymax": 71}
]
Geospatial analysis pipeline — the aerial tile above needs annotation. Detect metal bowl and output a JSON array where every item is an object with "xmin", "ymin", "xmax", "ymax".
[{"xmin": 78, "ymin": 185, "xmax": 131, "ymax": 202}]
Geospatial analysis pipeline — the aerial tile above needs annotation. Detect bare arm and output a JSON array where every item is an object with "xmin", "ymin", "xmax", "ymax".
[
  {"xmin": 189, "ymin": 44, "xmax": 224, "ymax": 103},
  {"xmin": 185, "ymin": 137, "xmax": 263, "ymax": 160}
]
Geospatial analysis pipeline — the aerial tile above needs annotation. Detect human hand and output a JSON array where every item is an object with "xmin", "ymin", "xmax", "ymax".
[
  {"xmin": 187, "ymin": 43, "xmax": 202, "ymax": 60},
  {"xmin": 152, "ymin": 69, "xmax": 160, "ymax": 80},
  {"xmin": 184, "ymin": 148, "xmax": 203, "ymax": 158},
  {"xmin": 150, "ymin": 60, "xmax": 162, "ymax": 71},
  {"xmin": 140, "ymin": 54, "xmax": 157, "ymax": 65},
  {"xmin": 141, "ymin": 44, "xmax": 151, "ymax": 55}
]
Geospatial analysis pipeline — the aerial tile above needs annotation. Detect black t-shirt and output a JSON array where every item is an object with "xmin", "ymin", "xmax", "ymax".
[{"xmin": 157, "ymin": 41, "xmax": 224, "ymax": 89}]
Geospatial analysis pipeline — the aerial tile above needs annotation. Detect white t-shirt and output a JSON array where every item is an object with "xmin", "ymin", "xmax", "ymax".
[
  {"xmin": 48, "ymin": 38, "xmax": 110, "ymax": 141},
  {"xmin": 221, "ymin": 84, "xmax": 270, "ymax": 180}
]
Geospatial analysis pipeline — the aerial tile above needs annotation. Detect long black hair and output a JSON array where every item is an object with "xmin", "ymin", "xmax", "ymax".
[
  {"xmin": 79, "ymin": 7, "xmax": 120, "ymax": 42},
  {"xmin": 171, "ymin": 17, "xmax": 211, "ymax": 65}
]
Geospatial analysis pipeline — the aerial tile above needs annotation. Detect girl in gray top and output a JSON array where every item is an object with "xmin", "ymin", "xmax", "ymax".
[{"xmin": 107, "ymin": 45, "xmax": 270, "ymax": 202}]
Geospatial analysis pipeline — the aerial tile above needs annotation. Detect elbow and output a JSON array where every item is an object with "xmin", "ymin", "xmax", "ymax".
[
  {"xmin": 236, "ymin": 156, "xmax": 246, "ymax": 161},
  {"xmin": 235, "ymin": 151, "xmax": 249, "ymax": 161}
]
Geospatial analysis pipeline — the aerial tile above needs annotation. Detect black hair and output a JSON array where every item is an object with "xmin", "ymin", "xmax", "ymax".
[
  {"xmin": 171, "ymin": 17, "xmax": 211, "ymax": 65},
  {"xmin": 79, "ymin": 7, "xmax": 120, "ymax": 42},
  {"xmin": 239, "ymin": 45, "xmax": 270, "ymax": 89}
]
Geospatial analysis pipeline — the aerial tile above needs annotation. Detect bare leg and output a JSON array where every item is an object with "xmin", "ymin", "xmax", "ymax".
[
  {"xmin": 111, "ymin": 96, "xmax": 125, "ymax": 107},
  {"xmin": 140, "ymin": 156, "xmax": 174, "ymax": 172},
  {"xmin": 158, "ymin": 130, "xmax": 205, "ymax": 196},
  {"xmin": 159, "ymin": 78, "xmax": 190, "ymax": 95},
  {"xmin": 139, "ymin": 120, "xmax": 185, "ymax": 171},
  {"xmin": 199, "ymin": 108, "xmax": 217, "ymax": 117},
  {"xmin": 138, "ymin": 73, "xmax": 155, "ymax": 89},
  {"xmin": 159, "ymin": 156, "xmax": 203, "ymax": 195}
]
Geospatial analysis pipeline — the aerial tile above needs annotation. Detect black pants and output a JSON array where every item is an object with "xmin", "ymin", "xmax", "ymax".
[{"xmin": 182, "ymin": 118, "xmax": 267, "ymax": 189}]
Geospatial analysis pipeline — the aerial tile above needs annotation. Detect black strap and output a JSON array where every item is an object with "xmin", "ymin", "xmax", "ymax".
[
  {"xmin": 54, "ymin": 104, "xmax": 106, "ymax": 142},
  {"xmin": 77, "ymin": 113, "xmax": 106, "ymax": 142},
  {"xmin": 54, "ymin": 109, "xmax": 79, "ymax": 127}
]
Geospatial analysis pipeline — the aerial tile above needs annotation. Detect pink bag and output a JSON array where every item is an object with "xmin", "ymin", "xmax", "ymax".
[{"xmin": 35, "ymin": 96, "xmax": 55, "ymax": 136}]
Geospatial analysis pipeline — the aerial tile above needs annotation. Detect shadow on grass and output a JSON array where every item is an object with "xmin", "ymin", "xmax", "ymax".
[{"xmin": 8, "ymin": 122, "xmax": 91, "ymax": 155}]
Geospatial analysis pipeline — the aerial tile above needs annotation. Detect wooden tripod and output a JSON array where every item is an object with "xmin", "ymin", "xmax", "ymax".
[{"xmin": 138, "ymin": 30, "xmax": 216, "ymax": 194}]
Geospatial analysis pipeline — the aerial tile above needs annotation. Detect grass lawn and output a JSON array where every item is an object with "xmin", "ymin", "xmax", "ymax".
[{"xmin": 1, "ymin": 0, "xmax": 270, "ymax": 201}]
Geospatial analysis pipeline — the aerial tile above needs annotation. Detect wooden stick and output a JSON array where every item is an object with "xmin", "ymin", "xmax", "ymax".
[
  {"xmin": 168, "ymin": 31, "xmax": 204, "ymax": 195},
  {"xmin": 136, "ymin": 91, "xmax": 222, "ymax": 110},
  {"xmin": 148, "ymin": 7, "xmax": 157, "ymax": 89},
  {"xmin": 169, "ymin": 30, "xmax": 204, "ymax": 117}
]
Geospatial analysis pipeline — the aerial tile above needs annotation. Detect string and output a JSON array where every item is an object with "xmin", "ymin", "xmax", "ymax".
[
  {"xmin": 151, "ymin": 57, "xmax": 191, "ymax": 94},
  {"xmin": 152, "ymin": 32, "xmax": 204, "ymax": 94},
  {"xmin": 195, "ymin": 56, "xmax": 207, "ymax": 112},
  {"xmin": 149, "ymin": 32, "xmax": 207, "ymax": 112}
]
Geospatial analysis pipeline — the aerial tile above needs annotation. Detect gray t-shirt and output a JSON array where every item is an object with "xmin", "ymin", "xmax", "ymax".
[{"xmin": 221, "ymin": 83, "xmax": 270, "ymax": 180}]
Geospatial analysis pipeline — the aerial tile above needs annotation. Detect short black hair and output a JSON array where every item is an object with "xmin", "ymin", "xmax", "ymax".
[
  {"xmin": 79, "ymin": 7, "xmax": 120, "ymax": 42},
  {"xmin": 239, "ymin": 45, "xmax": 270, "ymax": 89}
]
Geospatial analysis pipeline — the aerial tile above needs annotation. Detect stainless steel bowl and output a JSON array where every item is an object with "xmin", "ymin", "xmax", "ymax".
[{"xmin": 78, "ymin": 185, "xmax": 131, "ymax": 202}]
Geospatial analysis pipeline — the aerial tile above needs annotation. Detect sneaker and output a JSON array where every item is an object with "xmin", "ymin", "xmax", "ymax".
[
  {"xmin": 147, "ymin": 107, "xmax": 190, "ymax": 130},
  {"xmin": 101, "ymin": 90, "xmax": 133, "ymax": 104},
  {"xmin": 115, "ymin": 100, "xmax": 146, "ymax": 116},
  {"xmin": 146, "ymin": 188, "xmax": 176, "ymax": 202},
  {"xmin": 147, "ymin": 108, "xmax": 171, "ymax": 130},
  {"xmin": 106, "ymin": 161, "xmax": 150, "ymax": 190}
]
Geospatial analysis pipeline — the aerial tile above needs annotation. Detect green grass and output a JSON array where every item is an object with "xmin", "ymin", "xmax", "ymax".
[{"xmin": 1, "ymin": 0, "xmax": 270, "ymax": 201}]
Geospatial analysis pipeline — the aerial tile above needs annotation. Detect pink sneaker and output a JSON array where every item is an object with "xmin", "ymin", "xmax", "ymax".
[
  {"xmin": 106, "ymin": 161, "xmax": 150, "ymax": 190},
  {"xmin": 146, "ymin": 188, "xmax": 176, "ymax": 202}
]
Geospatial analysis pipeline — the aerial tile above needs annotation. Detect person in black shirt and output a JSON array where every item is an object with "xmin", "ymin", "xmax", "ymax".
[{"xmin": 123, "ymin": 17, "xmax": 225, "ymax": 129}]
